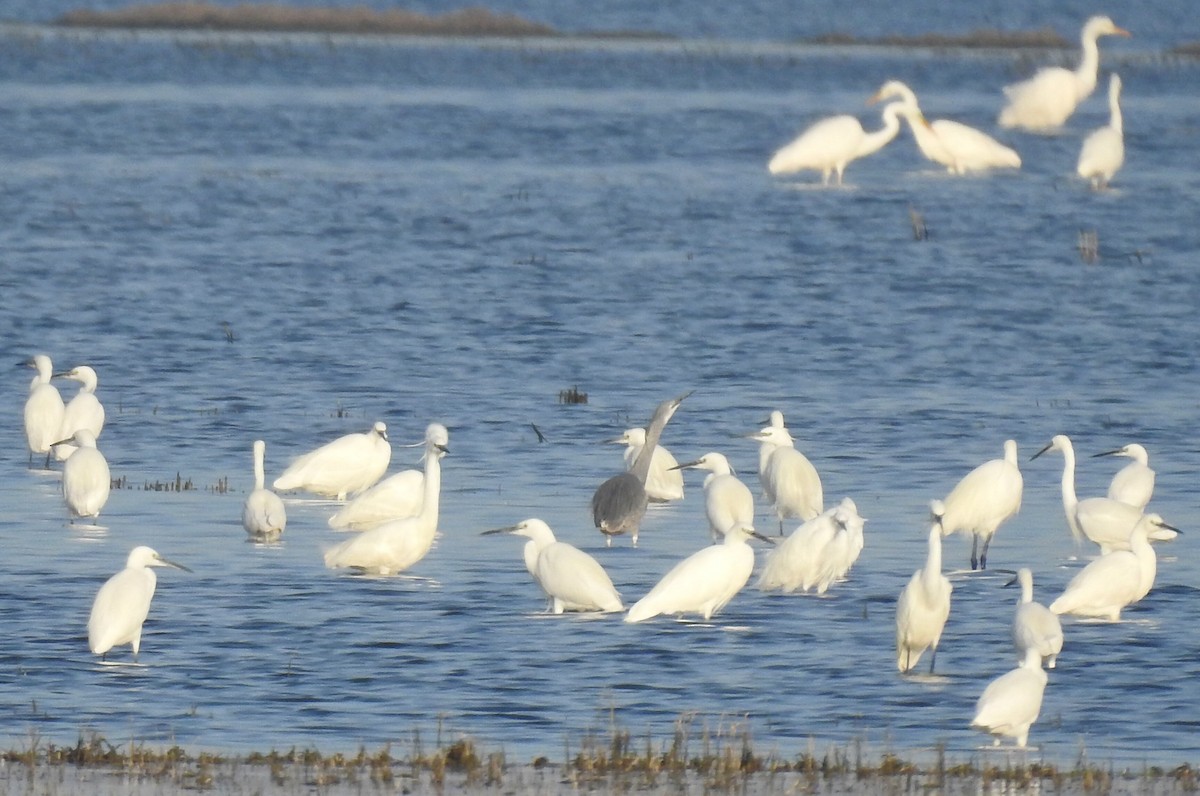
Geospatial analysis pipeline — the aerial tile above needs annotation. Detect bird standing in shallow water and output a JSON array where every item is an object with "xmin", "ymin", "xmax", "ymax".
[
  {"xmin": 1077, "ymin": 73, "xmax": 1125, "ymax": 189},
  {"xmin": 971, "ymin": 648, "xmax": 1048, "ymax": 748},
  {"xmin": 671, "ymin": 451, "xmax": 754, "ymax": 542},
  {"xmin": 243, "ymin": 439, "xmax": 287, "ymax": 539},
  {"xmin": 591, "ymin": 392, "xmax": 690, "ymax": 547},
  {"xmin": 933, "ymin": 439, "xmax": 1023, "ymax": 571},
  {"xmin": 1010, "ymin": 568, "xmax": 1063, "ymax": 669},
  {"xmin": 88, "ymin": 546, "xmax": 191, "ymax": 661},
  {"xmin": 21, "ymin": 354, "xmax": 65, "ymax": 468},
  {"xmin": 896, "ymin": 520, "xmax": 953, "ymax": 673},
  {"xmin": 60, "ymin": 429, "xmax": 110, "ymax": 520},
  {"xmin": 273, "ymin": 421, "xmax": 391, "ymax": 501},
  {"xmin": 768, "ymin": 101, "xmax": 906, "ymax": 186},
  {"xmin": 52, "ymin": 364, "xmax": 105, "ymax": 461},
  {"xmin": 745, "ymin": 420, "xmax": 823, "ymax": 533},
  {"xmin": 1093, "ymin": 442, "xmax": 1153, "ymax": 510}
]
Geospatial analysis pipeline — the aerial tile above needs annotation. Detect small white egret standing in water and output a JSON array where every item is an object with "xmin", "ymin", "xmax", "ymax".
[
  {"xmin": 970, "ymin": 648, "xmax": 1048, "ymax": 748},
  {"xmin": 933, "ymin": 439, "xmax": 1023, "ymax": 570},
  {"xmin": 1093, "ymin": 442, "xmax": 1153, "ymax": 510},
  {"xmin": 1077, "ymin": 73, "xmax": 1124, "ymax": 189},
  {"xmin": 60, "ymin": 429, "xmax": 110, "ymax": 520},
  {"xmin": 671, "ymin": 451, "xmax": 754, "ymax": 541},
  {"xmin": 274, "ymin": 421, "xmax": 391, "ymax": 500},
  {"xmin": 998, "ymin": 15, "xmax": 1130, "ymax": 131},
  {"xmin": 483, "ymin": 518, "xmax": 623, "ymax": 613},
  {"xmin": 1009, "ymin": 568, "xmax": 1063, "ymax": 669},
  {"xmin": 895, "ymin": 519, "xmax": 953, "ymax": 673},
  {"xmin": 243, "ymin": 439, "xmax": 287, "ymax": 539},
  {"xmin": 745, "ymin": 421, "xmax": 823, "ymax": 533},
  {"xmin": 88, "ymin": 546, "xmax": 191, "ymax": 661},
  {"xmin": 870, "ymin": 80, "xmax": 1021, "ymax": 173},
  {"xmin": 758, "ymin": 498, "xmax": 865, "ymax": 594},
  {"xmin": 324, "ymin": 424, "xmax": 448, "ymax": 574},
  {"xmin": 753, "ymin": 410, "xmax": 786, "ymax": 500},
  {"xmin": 52, "ymin": 365, "xmax": 105, "ymax": 461},
  {"xmin": 21, "ymin": 354, "xmax": 65, "ymax": 468},
  {"xmin": 625, "ymin": 525, "xmax": 769, "ymax": 623},
  {"xmin": 768, "ymin": 101, "xmax": 905, "ymax": 186},
  {"xmin": 592, "ymin": 392, "xmax": 690, "ymax": 547},
  {"xmin": 1049, "ymin": 513, "xmax": 1178, "ymax": 621},
  {"xmin": 607, "ymin": 427, "xmax": 684, "ymax": 503}
]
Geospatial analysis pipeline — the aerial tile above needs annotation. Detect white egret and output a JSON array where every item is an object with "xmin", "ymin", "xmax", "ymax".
[
  {"xmin": 768, "ymin": 101, "xmax": 905, "ymax": 186},
  {"xmin": 607, "ymin": 427, "xmax": 684, "ymax": 503},
  {"xmin": 52, "ymin": 365, "xmax": 105, "ymax": 461},
  {"xmin": 88, "ymin": 545, "xmax": 191, "ymax": 660},
  {"xmin": 1009, "ymin": 568, "xmax": 1063, "ymax": 669},
  {"xmin": 483, "ymin": 518, "xmax": 623, "ymax": 613},
  {"xmin": 21, "ymin": 354, "xmax": 65, "ymax": 468},
  {"xmin": 1077, "ymin": 74, "xmax": 1124, "ymax": 189},
  {"xmin": 870, "ymin": 80, "xmax": 1021, "ymax": 173},
  {"xmin": 753, "ymin": 410, "xmax": 786, "ymax": 500},
  {"xmin": 758, "ymin": 498, "xmax": 864, "ymax": 594},
  {"xmin": 323, "ymin": 423, "xmax": 448, "ymax": 574},
  {"xmin": 970, "ymin": 648, "xmax": 1048, "ymax": 748},
  {"xmin": 242, "ymin": 439, "xmax": 287, "ymax": 539},
  {"xmin": 998, "ymin": 16, "xmax": 1130, "ymax": 131},
  {"xmin": 273, "ymin": 421, "xmax": 391, "ymax": 500},
  {"xmin": 895, "ymin": 521, "xmax": 953, "ymax": 673},
  {"xmin": 625, "ymin": 525, "xmax": 768, "ymax": 623},
  {"xmin": 328, "ymin": 469, "xmax": 424, "ymax": 530},
  {"xmin": 60, "ymin": 429, "xmax": 110, "ymax": 519},
  {"xmin": 1032, "ymin": 435, "xmax": 1177, "ymax": 553},
  {"xmin": 592, "ymin": 392, "xmax": 689, "ymax": 547},
  {"xmin": 671, "ymin": 451, "xmax": 754, "ymax": 541},
  {"xmin": 933, "ymin": 439, "xmax": 1024, "ymax": 571},
  {"xmin": 1049, "ymin": 513, "xmax": 1178, "ymax": 620},
  {"xmin": 1093, "ymin": 442, "xmax": 1154, "ymax": 510},
  {"xmin": 745, "ymin": 422, "xmax": 823, "ymax": 533}
]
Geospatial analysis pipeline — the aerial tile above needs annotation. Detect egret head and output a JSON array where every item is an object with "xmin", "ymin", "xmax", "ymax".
[
  {"xmin": 372, "ymin": 421, "xmax": 388, "ymax": 442},
  {"xmin": 1031, "ymin": 434, "xmax": 1071, "ymax": 461},
  {"xmin": 127, "ymin": 545, "xmax": 192, "ymax": 573},
  {"xmin": 1084, "ymin": 15, "xmax": 1129, "ymax": 39}
]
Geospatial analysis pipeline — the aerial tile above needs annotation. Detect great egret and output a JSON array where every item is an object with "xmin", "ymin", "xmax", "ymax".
[
  {"xmin": 483, "ymin": 518, "xmax": 623, "ymax": 613},
  {"xmin": 591, "ymin": 392, "xmax": 690, "ymax": 547},
  {"xmin": 768, "ymin": 101, "xmax": 905, "ymax": 186},
  {"xmin": 59, "ymin": 429, "xmax": 110, "ymax": 519},
  {"xmin": 21, "ymin": 354, "xmax": 64, "ymax": 468},
  {"xmin": 970, "ymin": 648, "xmax": 1048, "ymax": 748},
  {"xmin": 1009, "ymin": 568, "xmax": 1063, "ymax": 669},
  {"xmin": 1077, "ymin": 73, "xmax": 1125, "ymax": 189},
  {"xmin": 625, "ymin": 525, "xmax": 768, "ymax": 623},
  {"xmin": 870, "ymin": 80, "xmax": 1021, "ymax": 173},
  {"xmin": 1093, "ymin": 442, "xmax": 1154, "ymax": 510},
  {"xmin": 998, "ymin": 16, "xmax": 1130, "ymax": 131},
  {"xmin": 243, "ymin": 440, "xmax": 287, "ymax": 540},
  {"xmin": 932, "ymin": 439, "xmax": 1024, "ymax": 570},
  {"xmin": 52, "ymin": 365, "xmax": 105, "ymax": 461},
  {"xmin": 273, "ymin": 421, "xmax": 391, "ymax": 501},
  {"xmin": 895, "ymin": 522, "xmax": 953, "ymax": 673},
  {"xmin": 328, "ymin": 469, "xmax": 424, "ymax": 530},
  {"xmin": 758, "ymin": 497, "xmax": 864, "ymax": 594},
  {"xmin": 745, "ymin": 422, "xmax": 823, "ymax": 533},
  {"xmin": 1049, "ymin": 513, "xmax": 1177, "ymax": 620},
  {"xmin": 671, "ymin": 451, "xmax": 754, "ymax": 541},
  {"xmin": 1032, "ymin": 435, "xmax": 1177, "ymax": 553},
  {"xmin": 323, "ymin": 423, "xmax": 448, "ymax": 575},
  {"xmin": 607, "ymin": 427, "xmax": 684, "ymax": 502},
  {"xmin": 88, "ymin": 546, "xmax": 191, "ymax": 660}
]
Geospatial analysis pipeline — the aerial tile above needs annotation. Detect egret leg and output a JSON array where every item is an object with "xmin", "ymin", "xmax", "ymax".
[
  {"xmin": 970, "ymin": 536, "xmax": 979, "ymax": 571},
  {"xmin": 979, "ymin": 536, "xmax": 991, "ymax": 571},
  {"xmin": 605, "ymin": 536, "xmax": 612, "ymax": 548},
  {"xmin": 928, "ymin": 646, "xmax": 937, "ymax": 674}
]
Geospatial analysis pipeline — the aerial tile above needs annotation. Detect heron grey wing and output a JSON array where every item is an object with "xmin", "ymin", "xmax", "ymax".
[{"xmin": 592, "ymin": 472, "xmax": 647, "ymax": 533}]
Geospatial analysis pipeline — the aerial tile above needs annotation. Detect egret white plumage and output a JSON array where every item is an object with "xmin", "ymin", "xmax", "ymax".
[
  {"xmin": 1009, "ymin": 568, "xmax": 1063, "ymax": 669},
  {"xmin": 754, "ymin": 410, "xmax": 785, "ymax": 500},
  {"xmin": 758, "ymin": 498, "xmax": 864, "ymax": 594},
  {"xmin": 625, "ymin": 525, "xmax": 768, "ymax": 623},
  {"xmin": 328, "ymin": 469, "xmax": 424, "ymax": 530},
  {"xmin": 483, "ymin": 518, "xmax": 623, "ymax": 613},
  {"xmin": 1033, "ymin": 435, "xmax": 1177, "ymax": 553},
  {"xmin": 672, "ymin": 451, "xmax": 754, "ymax": 541},
  {"xmin": 895, "ymin": 521, "xmax": 953, "ymax": 673},
  {"xmin": 998, "ymin": 16, "xmax": 1130, "ymax": 131},
  {"xmin": 768, "ymin": 101, "xmax": 905, "ymax": 185},
  {"xmin": 745, "ymin": 422, "xmax": 823, "ymax": 533},
  {"xmin": 1094, "ymin": 442, "xmax": 1154, "ymax": 510},
  {"xmin": 60, "ymin": 429, "xmax": 110, "ymax": 519},
  {"xmin": 273, "ymin": 421, "xmax": 391, "ymax": 500},
  {"xmin": 52, "ymin": 365, "xmax": 105, "ymax": 461},
  {"xmin": 591, "ymin": 392, "xmax": 689, "ymax": 547},
  {"xmin": 970, "ymin": 648, "xmax": 1048, "ymax": 748},
  {"xmin": 1077, "ymin": 73, "xmax": 1124, "ymax": 189},
  {"xmin": 243, "ymin": 439, "xmax": 287, "ymax": 539},
  {"xmin": 870, "ymin": 80, "xmax": 1021, "ymax": 173},
  {"xmin": 323, "ymin": 423, "xmax": 448, "ymax": 574},
  {"xmin": 1048, "ymin": 513, "xmax": 1177, "ymax": 620},
  {"xmin": 88, "ymin": 546, "xmax": 191, "ymax": 660},
  {"xmin": 607, "ymin": 427, "xmax": 684, "ymax": 502},
  {"xmin": 21, "ymin": 354, "xmax": 64, "ymax": 467},
  {"xmin": 932, "ymin": 439, "xmax": 1023, "ymax": 570}
]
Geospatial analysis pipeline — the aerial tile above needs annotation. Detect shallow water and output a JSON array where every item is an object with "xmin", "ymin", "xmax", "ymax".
[{"xmin": 0, "ymin": 15, "xmax": 1198, "ymax": 767}]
